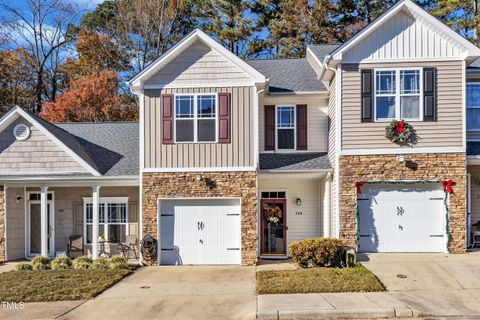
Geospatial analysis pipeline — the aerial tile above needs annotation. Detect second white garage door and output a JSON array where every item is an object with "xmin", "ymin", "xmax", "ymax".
[
  {"xmin": 358, "ymin": 183, "xmax": 446, "ymax": 253},
  {"xmin": 159, "ymin": 199, "xmax": 241, "ymax": 265}
]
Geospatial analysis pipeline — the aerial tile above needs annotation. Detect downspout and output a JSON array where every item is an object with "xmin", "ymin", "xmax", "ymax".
[{"xmin": 254, "ymin": 87, "xmax": 265, "ymax": 260}]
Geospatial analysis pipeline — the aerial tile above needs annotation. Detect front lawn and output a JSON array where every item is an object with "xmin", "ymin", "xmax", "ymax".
[
  {"xmin": 0, "ymin": 269, "xmax": 131, "ymax": 302},
  {"xmin": 257, "ymin": 264, "xmax": 385, "ymax": 294}
]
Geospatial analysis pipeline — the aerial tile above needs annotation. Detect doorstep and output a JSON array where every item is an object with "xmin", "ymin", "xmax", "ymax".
[{"xmin": 257, "ymin": 292, "xmax": 415, "ymax": 320}]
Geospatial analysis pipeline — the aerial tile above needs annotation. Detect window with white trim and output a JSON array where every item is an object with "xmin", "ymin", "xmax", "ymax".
[
  {"xmin": 467, "ymin": 82, "xmax": 480, "ymax": 130},
  {"xmin": 374, "ymin": 69, "xmax": 422, "ymax": 121},
  {"xmin": 175, "ymin": 94, "xmax": 217, "ymax": 142},
  {"xmin": 276, "ymin": 105, "xmax": 295, "ymax": 150},
  {"xmin": 84, "ymin": 198, "xmax": 128, "ymax": 245}
]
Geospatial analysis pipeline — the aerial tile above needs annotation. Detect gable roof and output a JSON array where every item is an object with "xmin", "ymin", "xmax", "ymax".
[
  {"xmin": 56, "ymin": 122, "xmax": 139, "ymax": 176},
  {"xmin": 329, "ymin": 0, "xmax": 480, "ymax": 61},
  {"xmin": 0, "ymin": 107, "xmax": 101, "ymax": 176},
  {"xmin": 128, "ymin": 29, "xmax": 266, "ymax": 91},
  {"xmin": 246, "ymin": 58, "xmax": 327, "ymax": 93},
  {"xmin": 307, "ymin": 44, "xmax": 340, "ymax": 62},
  {"xmin": 0, "ymin": 107, "xmax": 139, "ymax": 178}
]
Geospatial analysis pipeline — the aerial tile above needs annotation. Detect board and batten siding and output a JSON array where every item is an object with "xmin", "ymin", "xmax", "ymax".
[
  {"xmin": 143, "ymin": 87, "xmax": 254, "ymax": 169},
  {"xmin": 5, "ymin": 187, "xmax": 25, "ymax": 260},
  {"xmin": 0, "ymin": 118, "xmax": 88, "ymax": 174},
  {"xmin": 343, "ymin": 9, "xmax": 463, "ymax": 62},
  {"xmin": 341, "ymin": 61, "xmax": 463, "ymax": 150},
  {"xmin": 144, "ymin": 40, "xmax": 253, "ymax": 87},
  {"xmin": 258, "ymin": 94, "xmax": 329, "ymax": 152}
]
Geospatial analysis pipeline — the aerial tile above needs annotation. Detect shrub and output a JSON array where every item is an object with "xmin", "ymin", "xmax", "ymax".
[
  {"xmin": 108, "ymin": 256, "xmax": 128, "ymax": 270},
  {"xmin": 92, "ymin": 257, "xmax": 110, "ymax": 270},
  {"xmin": 51, "ymin": 256, "xmax": 72, "ymax": 270},
  {"xmin": 15, "ymin": 262, "xmax": 32, "ymax": 271},
  {"xmin": 31, "ymin": 256, "xmax": 50, "ymax": 270},
  {"xmin": 72, "ymin": 256, "xmax": 93, "ymax": 270},
  {"xmin": 289, "ymin": 238, "xmax": 345, "ymax": 268}
]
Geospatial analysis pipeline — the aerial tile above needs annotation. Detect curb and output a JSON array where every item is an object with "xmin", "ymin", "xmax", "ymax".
[{"xmin": 257, "ymin": 307, "xmax": 419, "ymax": 319}]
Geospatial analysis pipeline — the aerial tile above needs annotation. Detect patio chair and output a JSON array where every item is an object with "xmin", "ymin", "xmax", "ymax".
[
  {"xmin": 67, "ymin": 235, "xmax": 84, "ymax": 258},
  {"xmin": 119, "ymin": 235, "xmax": 137, "ymax": 259}
]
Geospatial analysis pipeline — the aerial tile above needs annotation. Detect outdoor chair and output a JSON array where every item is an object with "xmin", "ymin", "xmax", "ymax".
[
  {"xmin": 67, "ymin": 235, "xmax": 84, "ymax": 258},
  {"xmin": 119, "ymin": 235, "xmax": 137, "ymax": 259}
]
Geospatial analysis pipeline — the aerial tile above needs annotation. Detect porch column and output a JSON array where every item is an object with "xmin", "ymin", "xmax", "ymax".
[
  {"xmin": 91, "ymin": 186, "xmax": 101, "ymax": 259},
  {"xmin": 323, "ymin": 173, "xmax": 332, "ymax": 238},
  {"xmin": 40, "ymin": 186, "xmax": 48, "ymax": 257}
]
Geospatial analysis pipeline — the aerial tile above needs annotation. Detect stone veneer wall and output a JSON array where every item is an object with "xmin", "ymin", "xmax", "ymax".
[
  {"xmin": 338, "ymin": 153, "xmax": 466, "ymax": 253},
  {"xmin": 142, "ymin": 172, "xmax": 257, "ymax": 265},
  {"xmin": 0, "ymin": 189, "xmax": 4, "ymax": 263}
]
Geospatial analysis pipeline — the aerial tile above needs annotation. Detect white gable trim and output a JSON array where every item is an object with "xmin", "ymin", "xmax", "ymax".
[
  {"xmin": 128, "ymin": 29, "xmax": 266, "ymax": 91},
  {"xmin": 331, "ymin": 0, "xmax": 480, "ymax": 61},
  {"xmin": 0, "ymin": 107, "xmax": 101, "ymax": 176}
]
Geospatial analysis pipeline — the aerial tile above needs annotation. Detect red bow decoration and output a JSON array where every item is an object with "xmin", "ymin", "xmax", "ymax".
[
  {"xmin": 395, "ymin": 121, "xmax": 405, "ymax": 133},
  {"xmin": 355, "ymin": 181, "xmax": 365, "ymax": 194},
  {"xmin": 442, "ymin": 179, "xmax": 453, "ymax": 193}
]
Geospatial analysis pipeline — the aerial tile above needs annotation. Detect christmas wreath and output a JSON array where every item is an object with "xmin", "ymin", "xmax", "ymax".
[
  {"xmin": 385, "ymin": 120, "xmax": 414, "ymax": 145},
  {"xmin": 263, "ymin": 204, "xmax": 283, "ymax": 224}
]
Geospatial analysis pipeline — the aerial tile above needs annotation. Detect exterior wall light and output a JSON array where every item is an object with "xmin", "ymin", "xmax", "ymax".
[
  {"xmin": 196, "ymin": 174, "xmax": 203, "ymax": 182},
  {"xmin": 296, "ymin": 198, "xmax": 302, "ymax": 206}
]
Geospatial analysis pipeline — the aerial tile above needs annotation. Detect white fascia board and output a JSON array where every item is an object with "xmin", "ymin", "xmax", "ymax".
[
  {"xmin": 331, "ymin": 0, "xmax": 480, "ymax": 61},
  {"xmin": 5, "ymin": 107, "xmax": 101, "ymax": 176},
  {"xmin": 128, "ymin": 29, "xmax": 266, "ymax": 88}
]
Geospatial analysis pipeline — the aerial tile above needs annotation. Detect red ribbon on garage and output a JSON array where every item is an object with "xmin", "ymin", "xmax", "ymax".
[
  {"xmin": 442, "ymin": 179, "xmax": 453, "ymax": 193},
  {"xmin": 355, "ymin": 181, "xmax": 365, "ymax": 194}
]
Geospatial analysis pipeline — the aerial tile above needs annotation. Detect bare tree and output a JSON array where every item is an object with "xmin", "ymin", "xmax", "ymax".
[{"xmin": 0, "ymin": 0, "xmax": 78, "ymax": 113}]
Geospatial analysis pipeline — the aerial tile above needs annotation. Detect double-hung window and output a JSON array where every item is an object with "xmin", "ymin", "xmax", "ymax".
[
  {"xmin": 276, "ymin": 105, "xmax": 295, "ymax": 150},
  {"xmin": 374, "ymin": 69, "xmax": 422, "ymax": 121},
  {"xmin": 467, "ymin": 83, "xmax": 480, "ymax": 130},
  {"xmin": 84, "ymin": 198, "xmax": 128, "ymax": 245},
  {"xmin": 175, "ymin": 94, "xmax": 217, "ymax": 142}
]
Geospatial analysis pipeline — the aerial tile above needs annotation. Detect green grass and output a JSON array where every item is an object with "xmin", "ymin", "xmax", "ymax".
[
  {"xmin": 0, "ymin": 269, "xmax": 132, "ymax": 302},
  {"xmin": 256, "ymin": 264, "xmax": 385, "ymax": 295}
]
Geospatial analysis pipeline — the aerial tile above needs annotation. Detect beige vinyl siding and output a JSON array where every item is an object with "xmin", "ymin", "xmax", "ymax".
[
  {"xmin": 5, "ymin": 187, "xmax": 25, "ymax": 260},
  {"xmin": 258, "ymin": 94, "xmax": 328, "ymax": 152},
  {"xmin": 0, "ymin": 118, "xmax": 88, "ymax": 174},
  {"xmin": 259, "ymin": 175, "xmax": 323, "ymax": 249},
  {"xmin": 341, "ymin": 61, "xmax": 463, "ymax": 150},
  {"xmin": 327, "ymin": 77, "xmax": 337, "ymax": 236},
  {"xmin": 144, "ymin": 40, "xmax": 253, "ymax": 87},
  {"xmin": 343, "ymin": 10, "xmax": 463, "ymax": 61},
  {"xmin": 143, "ymin": 87, "xmax": 254, "ymax": 169}
]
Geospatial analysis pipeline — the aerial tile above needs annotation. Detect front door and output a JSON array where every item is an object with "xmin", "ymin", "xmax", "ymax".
[
  {"xmin": 28, "ymin": 200, "xmax": 54, "ymax": 257},
  {"xmin": 260, "ymin": 199, "xmax": 287, "ymax": 255}
]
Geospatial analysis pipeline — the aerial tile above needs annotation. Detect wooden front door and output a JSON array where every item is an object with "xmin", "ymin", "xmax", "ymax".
[{"xmin": 260, "ymin": 199, "xmax": 287, "ymax": 255}]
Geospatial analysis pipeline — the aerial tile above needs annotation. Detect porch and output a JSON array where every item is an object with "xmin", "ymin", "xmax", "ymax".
[
  {"xmin": 3, "ymin": 183, "xmax": 140, "ymax": 261},
  {"xmin": 258, "ymin": 171, "xmax": 332, "ymax": 259}
]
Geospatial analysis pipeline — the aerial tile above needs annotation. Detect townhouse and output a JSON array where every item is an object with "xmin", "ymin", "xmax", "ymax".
[{"xmin": 0, "ymin": 0, "xmax": 479, "ymax": 266}]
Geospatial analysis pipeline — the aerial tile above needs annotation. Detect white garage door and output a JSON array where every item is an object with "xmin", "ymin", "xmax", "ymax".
[
  {"xmin": 159, "ymin": 199, "xmax": 241, "ymax": 265},
  {"xmin": 358, "ymin": 183, "xmax": 446, "ymax": 253}
]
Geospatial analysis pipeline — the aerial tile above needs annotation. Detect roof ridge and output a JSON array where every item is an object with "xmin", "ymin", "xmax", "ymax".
[
  {"xmin": 55, "ymin": 121, "xmax": 139, "ymax": 125},
  {"xmin": 247, "ymin": 57, "xmax": 306, "ymax": 62}
]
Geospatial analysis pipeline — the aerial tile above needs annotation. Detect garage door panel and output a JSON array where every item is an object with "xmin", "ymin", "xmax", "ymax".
[
  {"xmin": 359, "ymin": 184, "xmax": 445, "ymax": 253},
  {"xmin": 159, "ymin": 199, "xmax": 241, "ymax": 265}
]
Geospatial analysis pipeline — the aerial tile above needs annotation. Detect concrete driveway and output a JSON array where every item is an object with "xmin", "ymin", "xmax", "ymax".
[
  {"xmin": 360, "ymin": 252, "xmax": 480, "ymax": 317},
  {"xmin": 60, "ymin": 266, "xmax": 256, "ymax": 320}
]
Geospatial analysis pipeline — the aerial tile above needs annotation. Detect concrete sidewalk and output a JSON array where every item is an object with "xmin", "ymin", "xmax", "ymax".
[{"xmin": 257, "ymin": 290, "xmax": 480, "ymax": 319}]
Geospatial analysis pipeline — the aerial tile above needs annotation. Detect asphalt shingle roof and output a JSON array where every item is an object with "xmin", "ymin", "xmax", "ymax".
[
  {"xmin": 246, "ymin": 58, "xmax": 326, "ymax": 93},
  {"xmin": 259, "ymin": 153, "xmax": 332, "ymax": 171},
  {"xmin": 307, "ymin": 44, "xmax": 341, "ymax": 62},
  {"xmin": 56, "ymin": 122, "xmax": 139, "ymax": 176}
]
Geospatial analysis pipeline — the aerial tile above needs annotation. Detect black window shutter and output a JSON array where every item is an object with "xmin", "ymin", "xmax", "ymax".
[
  {"xmin": 361, "ymin": 69, "xmax": 373, "ymax": 122},
  {"xmin": 423, "ymin": 68, "xmax": 437, "ymax": 121}
]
